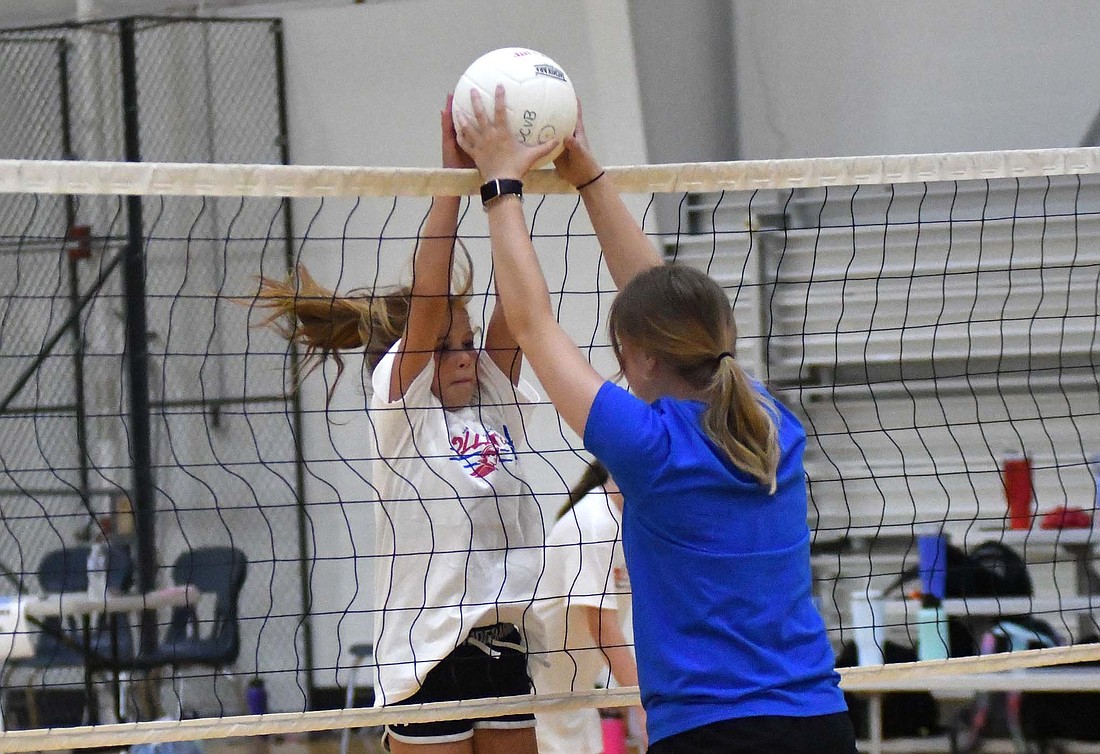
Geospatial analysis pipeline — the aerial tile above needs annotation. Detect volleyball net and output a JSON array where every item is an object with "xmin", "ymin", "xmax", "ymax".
[{"xmin": 1, "ymin": 149, "xmax": 1100, "ymax": 750}]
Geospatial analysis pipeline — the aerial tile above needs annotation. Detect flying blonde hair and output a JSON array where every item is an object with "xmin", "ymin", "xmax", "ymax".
[{"xmin": 250, "ymin": 245, "xmax": 472, "ymax": 399}]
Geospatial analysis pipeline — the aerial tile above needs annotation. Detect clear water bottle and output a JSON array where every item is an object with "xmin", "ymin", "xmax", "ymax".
[{"xmin": 86, "ymin": 542, "xmax": 108, "ymax": 600}]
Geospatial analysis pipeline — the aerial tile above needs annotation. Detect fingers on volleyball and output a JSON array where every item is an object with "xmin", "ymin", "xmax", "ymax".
[
  {"xmin": 493, "ymin": 83, "xmax": 508, "ymax": 122},
  {"xmin": 574, "ymin": 97, "xmax": 588, "ymax": 140},
  {"xmin": 467, "ymin": 86, "xmax": 491, "ymax": 126},
  {"xmin": 453, "ymin": 113, "xmax": 475, "ymax": 154}
]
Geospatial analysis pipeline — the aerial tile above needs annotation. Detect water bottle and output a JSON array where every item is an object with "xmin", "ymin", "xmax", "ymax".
[
  {"xmin": 849, "ymin": 589, "xmax": 886, "ymax": 665},
  {"xmin": 246, "ymin": 677, "xmax": 268, "ymax": 716},
  {"xmin": 1002, "ymin": 451, "xmax": 1034, "ymax": 530},
  {"xmin": 600, "ymin": 709, "xmax": 627, "ymax": 754},
  {"xmin": 917, "ymin": 595, "xmax": 949, "ymax": 661},
  {"xmin": 87, "ymin": 541, "xmax": 108, "ymax": 601}
]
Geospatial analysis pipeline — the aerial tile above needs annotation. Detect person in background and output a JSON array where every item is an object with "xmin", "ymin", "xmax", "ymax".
[{"xmin": 532, "ymin": 460, "xmax": 644, "ymax": 754}]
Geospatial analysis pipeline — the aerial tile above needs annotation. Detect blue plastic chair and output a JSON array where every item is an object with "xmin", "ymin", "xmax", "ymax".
[
  {"xmin": 1, "ymin": 544, "xmax": 134, "ymax": 728},
  {"xmin": 141, "ymin": 547, "xmax": 248, "ymax": 716},
  {"xmin": 154, "ymin": 547, "xmax": 247, "ymax": 667},
  {"xmin": 29, "ymin": 546, "xmax": 92, "ymax": 669}
]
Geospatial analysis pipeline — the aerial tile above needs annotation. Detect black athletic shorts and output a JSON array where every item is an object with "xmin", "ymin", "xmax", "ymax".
[
  {"xmin": 647, "ymin": 711, "xmax": 857, "ymax": 754},
  {"xmin": 385, "ymin": 623, "xmax": 535, "ymax": 745}
]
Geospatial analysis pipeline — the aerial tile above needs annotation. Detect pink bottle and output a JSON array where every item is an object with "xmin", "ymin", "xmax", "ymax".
[{"xmin": 601, "ymin": 714, "xmax": 627, "ymax": 754}]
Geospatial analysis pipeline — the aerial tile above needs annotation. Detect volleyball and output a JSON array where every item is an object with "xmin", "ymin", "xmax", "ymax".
[{"xmin": 452, "ymin": 47, "xmax": 577, "ymax": 168}]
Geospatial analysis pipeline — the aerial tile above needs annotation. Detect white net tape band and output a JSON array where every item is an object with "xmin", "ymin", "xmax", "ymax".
[
  {"xmin": 3, "ymin": 644, "xmax": 1100, "ymax": 753},
  {"xmin": 3, "ymin": 145, "xmax": 1100, "ymax": 199},
  {"xmin": 839, "ymin": 642, "xmax": 1100, "ymax": 684},
  {"xmin": 0, "ymin": 689, "xmax": 638, "ymax": 754}
]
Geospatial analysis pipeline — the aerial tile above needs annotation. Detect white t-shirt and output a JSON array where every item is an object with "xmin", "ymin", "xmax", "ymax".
[
  {"xmin": 532, "ymin": 489, "xmax": 633, "ymax": 754},
  {"xmin": 369, "ymin": 340, "xmax": 544, "ymax": 704}
]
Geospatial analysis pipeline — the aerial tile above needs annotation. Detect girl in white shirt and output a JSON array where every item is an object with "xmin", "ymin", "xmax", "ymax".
[
  {"xmin": 533, "ymin": 461, "xmax": 644, "ymax": 754},
  {"xmin": 253, "ymin": 98, "xmax": 543, "ymax": 754}
]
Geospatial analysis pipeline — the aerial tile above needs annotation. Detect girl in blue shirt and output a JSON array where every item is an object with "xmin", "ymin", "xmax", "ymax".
[{"xmin": 455, "ymin": 87, "xmax": 855, "ymax": 754}]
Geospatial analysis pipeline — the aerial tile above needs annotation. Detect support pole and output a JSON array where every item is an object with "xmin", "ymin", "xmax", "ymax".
[
  {"xmin": 868, "ymin": 694, "xmax": 883, "ymax": 754},
  {"xmin": 273, "ymin": 18, "xmax": 317, "ymax": 707},
  {"xmin": 119, "ymin": 18, "xmax": 158, "ymax": 656},
  {"xmin": 59, "ymin": 40, "xmax": 93, "ymax": 522}
]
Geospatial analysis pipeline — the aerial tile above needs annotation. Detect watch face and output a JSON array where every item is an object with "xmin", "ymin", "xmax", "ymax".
[{"xmin": 480, "ymin": 180, "xmax": 500, "ymax": 204}]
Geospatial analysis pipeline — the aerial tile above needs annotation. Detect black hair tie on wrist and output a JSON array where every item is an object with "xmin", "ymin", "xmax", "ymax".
[{"xmin": 575, "ymin": 170, "xmax": 605, "ymax": 191}]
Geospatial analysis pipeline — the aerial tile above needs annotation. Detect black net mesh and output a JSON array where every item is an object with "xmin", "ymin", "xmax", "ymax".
[
  {"xmin": 0, "ymin": 17, "xmax": 305, "ymax": 725},
  {"xmin": 0, "ymin": 158, "xmax": 1098, "ymax": 747}
]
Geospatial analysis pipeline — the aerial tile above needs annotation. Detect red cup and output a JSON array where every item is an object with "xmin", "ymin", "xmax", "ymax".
[{"xmin": 1002, "ymin": 453, "xmax": 1033, "ymax": 530}]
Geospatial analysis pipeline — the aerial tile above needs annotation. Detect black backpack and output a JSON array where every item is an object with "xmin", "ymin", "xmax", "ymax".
[
  {"xmin": 1019, "ymin": 637, "xmax": 1100, "ymax": 745},
  {"xmin": 952, "ymin": 541, "xmax": 1032, "ymax": 601},
  {"xmin": 883, "ymin": 540, "xmax": 1031, "ymax": 601}
]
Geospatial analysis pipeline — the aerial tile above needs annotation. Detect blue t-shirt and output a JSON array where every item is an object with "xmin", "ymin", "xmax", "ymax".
[{"xmin": 584, "ymin": 381, "xmax": 846, "ymax": 744}]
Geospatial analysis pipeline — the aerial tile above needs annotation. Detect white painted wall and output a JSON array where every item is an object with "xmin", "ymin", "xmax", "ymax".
[
  {"xmin": 221, "ymin": 0, "xmax": 648, "ymax": 690},
  {"xmin": 732, "ymin": 0, "xmax": 1100, "ymax": 159},
  {"xmin": 231, "ymin": 0, "xmax": 646, "ymax": 170}
]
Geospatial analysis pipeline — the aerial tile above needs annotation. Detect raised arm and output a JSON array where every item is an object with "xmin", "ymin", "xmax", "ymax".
[
  {"xmin": 553, "ymin": 103, "xmax": 662, "ymax": 289},
  {"xmin": 484, "ymin": 278, "xmax": 523, "ymax": 386},
  {"xmin": 455, "ymin": 86, "xmax": 604, "ymax": 437},
  {"xmin": 389, "ymin": 98, "xmax": 468, "ymax": 401}
]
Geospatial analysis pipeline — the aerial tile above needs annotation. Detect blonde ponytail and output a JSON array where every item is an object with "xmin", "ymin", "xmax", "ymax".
[
  {"xmin": 250, "ymin": 245, "xmax": 475, "ymax": 399},
  {"xmin": 251, "ymin": 265, "xmax": 408, "ymax": 397},
  {"xmin": 703, "ymin": 356, "xmax": 780, "ymax": 493}
]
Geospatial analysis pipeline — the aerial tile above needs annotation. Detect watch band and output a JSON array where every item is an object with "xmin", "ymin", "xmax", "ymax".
[{"xmin": 480, "ymin": 178, "xmax": 524, "ymax": 207}]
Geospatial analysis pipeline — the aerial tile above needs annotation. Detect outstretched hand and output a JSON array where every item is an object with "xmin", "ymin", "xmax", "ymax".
[
  {"xmin": 441, "ymin": 94, "xmax": 475, "ymax": 170},
  {"xmin": 454, "ymin": 84, "xmax": 558, "ymax": 181},
  {"xmin": 553, "ymin": 99, "xmax": 603, "ymax": 189}
]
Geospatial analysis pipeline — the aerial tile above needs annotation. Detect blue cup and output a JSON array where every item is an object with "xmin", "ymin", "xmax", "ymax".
[{"xmin": 917, "ymin": 533, "xmax": 948, "ymax": 600}]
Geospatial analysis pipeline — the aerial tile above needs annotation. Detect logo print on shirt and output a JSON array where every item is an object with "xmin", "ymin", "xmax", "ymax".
[{"xmin": 449, "ymin": 424, "xmax": 516, "ymax": 479}]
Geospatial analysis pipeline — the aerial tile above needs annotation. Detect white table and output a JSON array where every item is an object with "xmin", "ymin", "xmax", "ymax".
[
  {"xmin": 23, "ymin": 585, "xmax": 199, "ymax": 724},
  {"xmin": 24, "ymin": 585, "xmax": 198, "ymax": 621}
]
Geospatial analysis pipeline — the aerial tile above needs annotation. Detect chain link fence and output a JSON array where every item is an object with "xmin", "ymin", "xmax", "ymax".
[{"xmin": 0, "ymin": 17, "xmax": 310, "ymax": 722}]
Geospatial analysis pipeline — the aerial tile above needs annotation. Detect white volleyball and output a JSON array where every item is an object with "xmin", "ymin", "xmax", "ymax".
[{"xmin": 452, "ymin": 47, "xmax": 577, "ymax": 169}]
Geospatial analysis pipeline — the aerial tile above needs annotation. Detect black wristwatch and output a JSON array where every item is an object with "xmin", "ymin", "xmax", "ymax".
[{"xmin": 480, "ymin": 178, "xmax": 524, "ymax": 208}]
